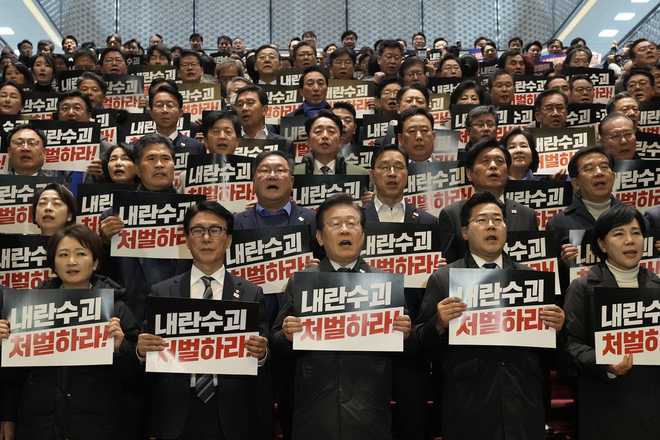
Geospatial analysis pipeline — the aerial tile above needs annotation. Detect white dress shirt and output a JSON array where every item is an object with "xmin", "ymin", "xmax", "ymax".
[
  {"xmin": 374, "ymin": 196, "xmax": 406, "ymax": 223},
  {"xmin": 190, "ymin": 264, "xmax": 225, "ymax": 300},
  {"xmin": 471, "ymin": 253, "xmax": 503, "ymax": 269},
  {"xmin": 314, "ymin": 159, "xmax": 336, "ymax": 175}
]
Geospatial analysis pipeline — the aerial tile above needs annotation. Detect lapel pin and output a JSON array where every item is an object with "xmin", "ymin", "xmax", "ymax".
[
  {"xmin": 298, "ymin": 216, "xmax": 304, "ymax": 222},
  {"xmin": 233, "ymin": 289, "xmax": 240, "ymax": 298},
  {"xmin": 511, "ymin": 209, "xmax": 517, "ymax": 214}
]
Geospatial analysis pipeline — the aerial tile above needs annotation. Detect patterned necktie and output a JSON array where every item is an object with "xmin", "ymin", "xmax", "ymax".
[
  {"xmin": 320, "ymin": 165, "xmax": 331, "ymax": 175},
  {"xmin": 482, "ymin": 263, "xmax": 498, "ymax": 269},
  {"xmin": 195, "ymin": 276, "xmax": 216, "ymax": 403},
  {"xmin": 336, "ymin": 267, "xmax": 352, "ymax": 272}
]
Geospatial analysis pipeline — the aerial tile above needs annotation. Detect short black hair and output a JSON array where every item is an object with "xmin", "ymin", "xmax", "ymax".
[
  {"xmin": 396, "ymin": 83, "xmax": 430, "ymax": 106},
  {"xmin": 147, "ymin": 44, "xmax": 172, "ymax": 63},
  {"xmin": 6, "ymin": 125, "xmax": 46, "ymax": 148},
  {"xmin": 252, "ymin": 150, "xmax": 294, "ymax": 177},
  {"xmin": 292, "ymin": 41, "xmax": 315, "ymax": 60},
  {"xmin": 102, "ymin": 143, "xmax": 137, "ymax": 182},
  {"xmin": 569, "ymin": 74, "xmax": 593, "ymax": 90},
  {"xmin": 412, "ymin": 32, "xmax": 426, "ymax": 41},
  {"xmin": 396, "ymin": 107, "xmax": 434, "ymax": 134},
  {"xmin": 329, "ymin": 47, "xmax": 356, "ymax": 64},
  {"xmin": 106, "ymin": 33, "xmax": 122, "ymax": 44},
  {"xmin": 62, "ymin": 35, "xmax": 78, "ymax": 46},
  {"xmin": 298, "ymin": 65, "xmax": 329, "ymax": 88},
  {"xmin": 377, "ymin": 40, "xmax": 404, "ymax": 57},
  {"xmin": 316, "ymin": 193, "xmax": 364, "ymax": 231},
  {"xmin": 567, "ymin": 146, "xmax": 613, "ymax": 178},
  {"xmin": 177, "ymin": 50, "xmax": 202, "ymax": 66},
  {"xmin": 463, "ymin": 136, "xmax": 512, "ymax": 170},
  {"xmin": 565, "ymin": 47, "xmax": 592, "ymax": 66},
  {"xmin": 183, "ymin": 200, "xmax": 234, "ymax": 236},
  {"xmin": 133, "ymin": 133, "xmax": 175, "ymax": 162},
  {"xmin": 467, "ymin": 105, "xmax": 498, "ymax": 128},
  {"xmin": 545, "ymin": 74, "xmax": 567, "ymax": 90},
  {"xmin": 606, "ymin": 92, "xmax": 637, "ymax": 114},
  {"xmin": 77, "ymin": 71, "xmax": 108, "ymax": 95},
  {"xmin": 72, "ymin": 49, "xmax": 96, "ymax": 65},
  {"xmin": 254, "ymin": 44, "xmax": 279, "ymax": 60},
  {"xmin": 235, "ymin": 84, "xmax": 268, "ymax": 106},
  {"xmin": 201, "ymin": 109, "xmax": 241, "ymax": 138},
  {"xmin": 99, "ymin": 47, "xmax": 125, "ymax": 65},
  {"xmin": 47, "ymin": 224, "xmax": 103, "ymax": 271},
  {"xmin": 546, "ymin": 38, "xmax": 564, "ymax": 49},
  {"xmin": 3, "ymin": 62, "xmax": 33, "ymax": 85},
  {"xmin": 17, "ymin": 39, "xmax": 32, "ymax": 48},
  {"xmin": 332, "ymin": 101, "xmax": 356, "ymax": 120},
  {"xmin": 629, "ymin": 38, "xmax": 654, "ymax": 60},
  {"xmin": 450, "ymin": 80, "xmax": 489, "ymax": 106},
  {"xmin": 534, "ymin": 89, "xmax": 568, "ymax": 113},
  {"xmin": 33, "ymin": 183, "xmax": 77, "ymax": 226},
  {"xmin": 341, "ymin": 30, "xmax": 358, "ymax": 41},
  {"xmin": 375, "ymin": 77, "xmax": 402, "ymax": 99},
  {"xmin": 57, "ymin": 90, "xmax": 94, "ymax": 117},
  {"xmin": 304, "ymin": 109, "xmax": 343, "ymax": 136},
  {"xmin": 217, "ymin": 35, "xmax": 232, "ymax": 45},
  {"xmin": 399, "ymin": 56, "xmax": 425, "ymax": 77},
  {"xmin": 148, "ymin": 82, "xmax": 183, "ymax": 109},
  {"xmin": 501, "ymin": 127, "xmax": 539, "ymax": 172},
  {"xmin": 523, "ymin": 40, "xmax": 542, "ymax": 52},
  {"xmin": 189, "ymin": 33, "xmax": 203, "ymax": 42},
  {"xmin": 623, "ymin": 67, "xmax": 655, "ymax": 89},
  {"xmin": 302, "ymin": 30, "xmax": 317, "ymax": 40},
  {"xmin": 460, "ymin": 191, "xmax": 505, "ymax": 227},
  {"xmin": 0, "ymin": 81, "xmax": 26, "ymax": 106},
  {"xmin": 437, "ymin": 54, "xmax": 461, "ymax": 73},
  {"xmin": 508, "ymin": 37, "xmax": 523, "ymax": 47},
  {"xmin": 370, "ymin": 144, "xmax": 408, "ymax": 168},
  {"xmin": 592, "ymin": 204, "xmax": 647, "ymax": 261},
  {"xmin": 496, "ymin": 50, "xmax": 523, "ymax": 70}
]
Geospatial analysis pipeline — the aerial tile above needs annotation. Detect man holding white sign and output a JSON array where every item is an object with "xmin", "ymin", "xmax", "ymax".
[
  {"xmin": 272, "ymin": 193, "xmax": 412, "ymax": 440},
  {"xmin": 136, "ymin": 200, "xmax": 269, "ymax": 440},
  {"xmin": 416, "ymin": 191, "xmax": 564, "ymax": 440}
]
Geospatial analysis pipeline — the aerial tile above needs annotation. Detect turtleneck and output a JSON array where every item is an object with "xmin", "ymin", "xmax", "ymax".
[
  {"xmin": 606, "ymin": 260, "xmax": 639, "ymax": 288},
  {"xmin": 582, "ymin": 197, "xmax": 611, "ymax": 220}
]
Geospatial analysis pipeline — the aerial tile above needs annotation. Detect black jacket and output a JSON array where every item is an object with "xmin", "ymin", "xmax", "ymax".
[
  {"xmin": 272, "ymin": 258, "xmax": 397, "ymax": 440},
  {"xmin": 438, "ymin": 197, "xmax": 539, "ymax": 263},
  {"xmin": 546, "ymin": 195, "xmax": 623, "ymax": 243},
  {"xmin": 415, "ymin": 254, "xmax": 551, "ymax": 440},
  {"xmin": 564, "ymin": 264, "xmax": 660, "ymax": 440},
  {"xmin": 7, "ymin": 275, "xmax": 141, "ymax": 440},
  {"xmin": 233, "ymin": 200, "xmax": 316, "ymax": 231},
  {"xmin": 145, "ymin": 270, "xmax": 271, "ymax": 440}
]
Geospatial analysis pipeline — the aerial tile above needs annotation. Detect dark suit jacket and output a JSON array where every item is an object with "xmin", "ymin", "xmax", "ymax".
[
  {"xmin": 146, "ymin": 270, "xmax": 270, "ymax": 440},
  {"xmin": 439, "ymin": 197, "xmax": 538, "ymax": 263},
  {"xmin": 233, "ymin": 200, "xmax": 316, "ymax": 231},
  {"xmin": 415, "ymin": 253, "xmax": 548, "ymax": 440},
  {"xmin": 363, "ymin": 201, "xmax": 437, "ymax": 224},
  {"xmin": 172, "ymin": 132, "xmax": 205, "ymax": 154}
]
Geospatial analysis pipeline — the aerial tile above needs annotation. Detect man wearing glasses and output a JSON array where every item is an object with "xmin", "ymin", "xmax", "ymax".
[
  {"xmin": 137, "ymin": 200, "xmax": 270, "ymax": 440},
  {"xmin": 272, "ymin": 193, "xmax": 412, "ymax": 440},
  {"xmin": 149, "ymin": 82, "xmax": 204, "ymax": 152},
  {"xmin": 533, "ymin": 89, "xmax": 568, "ymax": 129},
  {"xmin": 598, "ymin": 112, "xmax": 639, "ymax": 161},
  {"xmin": 177, "ymin": 50, "xmax": 205, "ymax": 83}
]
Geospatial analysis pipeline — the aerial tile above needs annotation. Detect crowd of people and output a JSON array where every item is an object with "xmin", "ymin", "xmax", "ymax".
[{"xmin": 0, "ymin": 23, "xmax": 659, "ymax": 440}]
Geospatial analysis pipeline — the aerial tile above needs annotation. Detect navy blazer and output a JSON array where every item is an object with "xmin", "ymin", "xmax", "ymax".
[
  {"xmin": 233, "ymin": 200, "xmax": 316, "ymax": 231},
  {"xmin": 146, "ymin": 270, "xmax": 270, "ymax": 440}
]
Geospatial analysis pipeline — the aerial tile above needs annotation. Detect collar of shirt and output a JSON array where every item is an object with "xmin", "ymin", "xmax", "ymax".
[
  {"xmin": 241, "ymin": 126, "xmax": 269, "ymax": 139},
  {"xmin": 329, "ymin": 259, "xmax": 359, "ymax": 272},
  {"xmin": 314, "ymin": 159, "xmax": 336, "ymax": 174},
  {"xmin": 256, "ymin": 200, "xmax": 292, "ymax": 217},
  {"xmin": 164, "ymin": 130, "xmax": 178, "ymax": 142},
  {"xmin": 471, "ymin": 253, "xmax": 503, "ymax": 269},
  {"xmin": 373, "ymin": 196, "xmax": 406, "ymax": 223},
  {"xmin": 190, "ymin": 264, "xmax": 226, "ymax": 300}
]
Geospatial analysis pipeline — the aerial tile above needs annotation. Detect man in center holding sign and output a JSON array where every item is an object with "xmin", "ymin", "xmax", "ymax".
[
  {"xmin": 272, "ymin": 193, "xmax": 413, "ymax": 440},
  {"xmin": 137, "ymin": 200, "xmax": 270, "ymax": 440},
  {"xmin": 416, "ymin": 191, "xmax": 565, "ymax": 440}
]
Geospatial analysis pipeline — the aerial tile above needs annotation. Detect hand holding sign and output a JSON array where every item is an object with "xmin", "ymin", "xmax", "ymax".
[
  {"xmin": 560, "ymin": 243, "xmax": 578, "ymax": 263},
  {"xmin": 540, "ymin": 305, "xmax": 565, "ymax": 331},
  {"xmin": 246, "ymin": 335, "xmax": 268, "ymax": 359},
  {"xmin": 86, "ymin": 159, "xmax": 104, "ymax": 176},
  {"xmin": 283, "ymin": 316, "xmax": 303, "ymax": 342},
  {"xmin": 608, "ymin": 354, "xmax": 633, "ymax": 377},
  {"xmin": 137, "ymin": 332, "xmax": 168, "ymax": 358},
  {"xmin": 436, "ymin": 297, "xmax": 466, "ymax": 329},
  {"xmin": 393, "ymin": 314, "xmax": 412, "ymax": 339},
  {"xmin": 108, "ymin": 317, "xmax": 124, "ymax": 351},
  {"xmin": 100, "ymin": 215, "xmax": 124, "ymax": 242},
  {"xmin": 0, "ymin": 320, "xmax": 9, "ymax": 340}
]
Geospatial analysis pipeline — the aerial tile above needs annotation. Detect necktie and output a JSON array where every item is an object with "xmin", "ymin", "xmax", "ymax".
[
  {"xmin": 336, "ymin": 267, "xmax": 353, "ymax": 272},
  {"xmin": 482, "ymin": 263, "xmax": 498, "ymax": 269},
  {"xmin": 196, "ymin": 276, "xmax": 216, "ymax": 403},
  {"xmin": 320, "ymin": 165, "xmax": 331, "ymax": 175}
]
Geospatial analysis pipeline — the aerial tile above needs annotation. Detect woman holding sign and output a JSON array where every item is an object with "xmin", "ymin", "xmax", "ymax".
[
  {"xmin": 564, "ymin": 205, "xmax": 660, "ymax": 440},
  {"xmin": 0, "ymin": 224, "xmax": 141, "ymax": 440}
]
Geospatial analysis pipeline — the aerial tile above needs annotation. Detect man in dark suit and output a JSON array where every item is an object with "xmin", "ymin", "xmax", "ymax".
[
  {"xmin": 272, "ymin": 193, "xmax": 413, "ymax": 440},
  {"xmin": 137, "ymin": 200, "xmax": 270, "ymax": 440},
  {"xmin": 234, "ymin": 150, "xmax": 315, "ymax": 230},
  {"xmin": 363, "ymin": 144, "xmax": 436, "ymax": 224},
  {"xmin": 416, "ymin": 191, "xmax": 565, "ymax": 440},
  {"xmin": 438, "ymin": 136, "xmax": 538, "ymax": 263},
  {"xmin": 233, "ymin": 85, "xmax": 291, "ymax": 146},
  {"xmin": 148, "ymin": 82, "xmax": 205, "ymax": 153}
]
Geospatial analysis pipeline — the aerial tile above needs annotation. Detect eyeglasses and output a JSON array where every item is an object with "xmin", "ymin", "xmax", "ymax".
[
  {"xmin": 152, "ymin": 102, "xmax": 178, "ymax": 110},
  {"xmin": 103, "ymin": 58, "xmax": 124, "ymax": 65},
  {"xmin": 470, "ymin": 216, "xmax": 505, "ymax": 227},
  {"xmin": 60, "ymin": 104, "xmax": 85, "ymax": 113},
  {"xmin": 541, "ymin": 104, "xmax": 566, "ymax": 113},
  {"xmin": 325, "ymin": 218, "xmax": 360, "ymax": 230},
  {"xmin": 257, "ymin": 54, "xmax": 278, "ymax": 61},
  {"xmin": 375, "ymin": 163, "xmax": 407, "ymax": 173},
  {"xmin": 604, "ymin": 130, "xmax": 635, "ymax": 142},
  {"xmin": 579, "ymin": 163, "xmax": 612, "ymax": 174},
  {"xmin": 628, "ymin": 80, "xmax": 650, "ymax": 89},
  {"xmin": 471, "ymin": 121, "xmax": 496, "ymax": 128},
  {"xmin": 256, "ymin": 167, "xmax": 289, "ymax": 176},
  {"xmin": 189, "ymin": 225, "xmax": 227, "ymax": 237},
  {"xmin": 11, "ymin": 138, "xmax": 41, "ymax": 148},
  {"xmin": 180, "ymin": 63, "xmax": 200, "ymax": 69}
]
